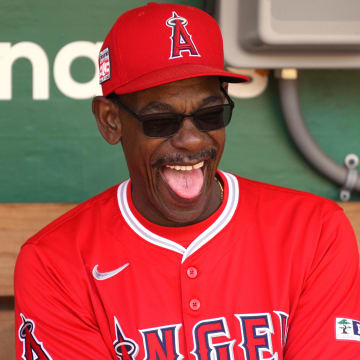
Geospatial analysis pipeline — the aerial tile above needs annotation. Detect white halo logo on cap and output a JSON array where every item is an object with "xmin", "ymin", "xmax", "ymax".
[{"xmin": 166, "ymin": 11, "xmax": 200, "ymax": 60}]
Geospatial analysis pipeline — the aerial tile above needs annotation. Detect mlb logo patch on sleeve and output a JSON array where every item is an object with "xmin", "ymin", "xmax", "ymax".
[
  {"xmin": 99, "ymin": 47, "xmax": 111, "ymax": 84},
  {"xmin": 336, "ymin": 318, "xmax": 360, "ymax": 341}
]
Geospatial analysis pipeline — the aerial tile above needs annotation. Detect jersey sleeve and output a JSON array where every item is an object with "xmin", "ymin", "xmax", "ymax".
[
  {"xmin": 14, "ymin": 243, "xmax": 114, "ymax": 360},
  {"xmin": 284, "ymin": 207, "xmax": 360, "ymax": 359}
]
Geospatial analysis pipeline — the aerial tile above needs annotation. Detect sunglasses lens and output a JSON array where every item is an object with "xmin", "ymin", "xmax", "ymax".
[
  {"xmin": 195, "ymin": 105, "xmax": 232, "ymax": 132},
  {"xmin": 142, "ymin": 114, "xmax": 181, "ymax": 138},
  {"xmin": 111, "ymin": 86, "xmax": 233, "ymax": 138},
  {"xmin": 140, "ymin": 104, "xmax": 233, "ymax": 137}
]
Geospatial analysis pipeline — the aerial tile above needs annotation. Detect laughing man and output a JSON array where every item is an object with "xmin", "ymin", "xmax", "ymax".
[{"xmin": 15, "ymin": 3, "xmax": 360, "ymax": 359}]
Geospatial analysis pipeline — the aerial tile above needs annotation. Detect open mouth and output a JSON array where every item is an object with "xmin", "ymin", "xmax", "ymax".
[{"xmin": 161, "ymin": 161, "xmax": 205, "ymax": 200}]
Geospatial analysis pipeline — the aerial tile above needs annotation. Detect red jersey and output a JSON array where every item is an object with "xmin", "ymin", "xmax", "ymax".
[{"xmin": 15, "ymin": 171, "xmax": 360, "ymax": 359}]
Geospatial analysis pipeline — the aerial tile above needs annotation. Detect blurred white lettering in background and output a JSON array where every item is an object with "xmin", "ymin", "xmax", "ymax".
[{"xmin": 0, "ymin": 41, "xmax": 103, "ymax": 100}]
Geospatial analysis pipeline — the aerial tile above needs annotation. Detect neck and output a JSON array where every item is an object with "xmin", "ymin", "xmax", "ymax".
[{"xmin": 130, "ymin": 175, "xmax": 224, "ymax": 227}]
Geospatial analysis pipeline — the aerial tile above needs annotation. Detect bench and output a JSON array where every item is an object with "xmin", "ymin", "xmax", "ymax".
[{"xmin": 1, "ymin": 202, "xmax": 359, "ymax": 359}]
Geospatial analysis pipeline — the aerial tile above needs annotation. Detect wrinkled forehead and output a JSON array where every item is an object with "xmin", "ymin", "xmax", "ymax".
[{"xmin": 121, "ymin": 77, "xmax": 223, "ymax": 112}]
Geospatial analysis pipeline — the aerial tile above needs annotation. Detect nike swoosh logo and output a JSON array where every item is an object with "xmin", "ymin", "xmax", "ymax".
[{"xmin": 92, "ymin": 263, "xmax": 130, "ymax": 281}]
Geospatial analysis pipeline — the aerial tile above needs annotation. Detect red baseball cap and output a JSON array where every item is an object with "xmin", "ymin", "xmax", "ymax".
[{"xmin": 99, "ymin": 2, "xmax": 249, "ymax": 96}]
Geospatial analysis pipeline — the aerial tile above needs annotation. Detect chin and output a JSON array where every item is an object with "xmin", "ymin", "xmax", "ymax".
[
  {"xmin": 155, "ymin": 185, "xmax": 212, "ymax": 226},
  {"xmin": 160, "ymin": 206, "xmax": 207, "ymax": 226}
]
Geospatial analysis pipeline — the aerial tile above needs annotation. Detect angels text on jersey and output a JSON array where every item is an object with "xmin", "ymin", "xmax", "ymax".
[{"xmin": 112, "ymin": 311, "xmax": 288, "ymax": 359}]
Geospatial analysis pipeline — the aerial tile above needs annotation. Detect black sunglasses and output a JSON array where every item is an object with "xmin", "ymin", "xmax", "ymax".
[{"xmin": 108, "ymin": 87, "xmax": 234, "ymax": 138}]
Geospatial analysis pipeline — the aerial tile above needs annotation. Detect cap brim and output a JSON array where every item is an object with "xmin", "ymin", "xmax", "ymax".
[{"xmin": 113, "ymin": 63, "xmax": 249, "ymax": 95}]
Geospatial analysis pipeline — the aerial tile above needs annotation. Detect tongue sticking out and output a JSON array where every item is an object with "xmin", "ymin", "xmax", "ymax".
[{"xmin": 163, "ymin": 167, "xmax": 204, "ymax": 199}]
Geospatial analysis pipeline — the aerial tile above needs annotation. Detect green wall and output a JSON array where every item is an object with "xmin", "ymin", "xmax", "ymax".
[
  {"xmin": 1, "ymin": 0, "xmax": 359, "ymax": 202},
  {"xmin": 223, "ymin": 70, "xmax": 360, "ymax": 201}
]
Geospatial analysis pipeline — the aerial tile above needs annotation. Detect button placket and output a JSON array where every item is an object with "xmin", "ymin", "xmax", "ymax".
[
  {"xmin": 189, "ymin": 298, "xmax": 200, "ymax": 311},
  {"xmin": 181, "ymin": 261, "xmax": 202, "ymax": 318},
  {"xmin": 186, "ymin": 266, "xmax": 198, "ymax": 279},
  {"xmin": 184, "ymin": 265, "xmax": 200, "ymax": 311}
]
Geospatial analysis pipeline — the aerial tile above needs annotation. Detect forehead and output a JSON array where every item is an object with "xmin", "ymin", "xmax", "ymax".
[{"xmin": 122, "ymin": 76, "xmax": 221, "ymax": 112}]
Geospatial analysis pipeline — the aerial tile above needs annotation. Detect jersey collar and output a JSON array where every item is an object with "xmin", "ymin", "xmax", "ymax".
[{"xmin": 117, "ymin": 170, "xmax": 239, "ymax": 262}]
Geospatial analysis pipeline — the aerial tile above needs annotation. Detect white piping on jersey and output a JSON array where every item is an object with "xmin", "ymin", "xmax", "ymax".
[
  {"xmin": 182, "ymin": 172, "xmax": 239, "ymax": 262},
  {"xmin": 118, "ymin": 182, "xmax": 186, "ymax": 255},
  {"xmin": 117, "ymin": 171, "xmax": 239, "ymax": 262}
]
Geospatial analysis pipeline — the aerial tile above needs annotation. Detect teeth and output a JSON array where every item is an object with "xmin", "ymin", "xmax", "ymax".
[
  {"xmin": 166, "ymin": 161, "xmax": 204, "ymax": 171},
  {"xmin": 193, "ymin": 161, "xmax": 204, "ymax": 169}
]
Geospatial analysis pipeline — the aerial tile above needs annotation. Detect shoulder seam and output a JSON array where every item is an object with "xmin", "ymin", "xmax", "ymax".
[{"xmin": 24, "ymin": 185, "xmax": 120, "ymax": 246}]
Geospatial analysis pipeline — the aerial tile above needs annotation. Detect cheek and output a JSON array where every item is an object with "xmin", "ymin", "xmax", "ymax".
[
  {"xmin": 209, "ymin": 129, "xmax": 226, "ymax": 157},
  {"xmin": 122, "ymin": 133, "xmax": 164, "ymax": 178},
  {"xmin": 218, "ymin": 130, "xmax": 226, "ymax": 150},
  {"xmin": 120, "ymin": 129, "xmax": 145, "ymax": 176}
]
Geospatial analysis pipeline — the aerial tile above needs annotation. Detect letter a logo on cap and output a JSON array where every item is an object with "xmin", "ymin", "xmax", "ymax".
[{"xmin": 166, "ymin": 11, "xmax": 200, "ymax": 59}]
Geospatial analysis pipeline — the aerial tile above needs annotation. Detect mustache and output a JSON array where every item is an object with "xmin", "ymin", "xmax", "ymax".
[{"xmin": 151, "ymin": 148, "xmax": 217, "ymax": 168}]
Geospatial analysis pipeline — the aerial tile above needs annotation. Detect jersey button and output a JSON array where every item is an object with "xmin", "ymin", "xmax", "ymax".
[
  {"xmin": 186, "ymin": 266, "xmax": 198, "ymax": 279},
  {"xmin": 189, "ymin": 298, "xmax": 200, "ymax": 311}
]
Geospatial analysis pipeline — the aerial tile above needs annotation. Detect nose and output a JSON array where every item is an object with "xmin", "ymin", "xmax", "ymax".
[{"xmin": 169, "ymin": 117, "xmax": 206, "ymax": 152}]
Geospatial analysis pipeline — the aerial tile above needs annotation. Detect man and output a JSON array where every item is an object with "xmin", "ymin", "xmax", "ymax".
[{"xmin": 15, "ymin": 3, "xmax": 360, "ymax": 359}]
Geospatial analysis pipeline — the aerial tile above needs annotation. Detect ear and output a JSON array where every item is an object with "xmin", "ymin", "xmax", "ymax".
[{"xmin": 92, "ymin": 96, "xmax": 122, "ymax": 145}]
